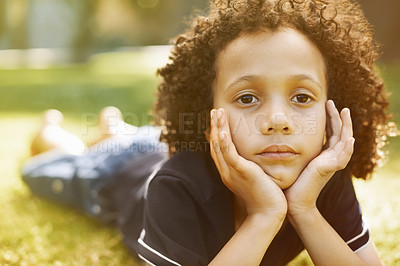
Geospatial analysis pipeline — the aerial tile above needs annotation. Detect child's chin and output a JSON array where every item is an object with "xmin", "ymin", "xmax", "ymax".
[
  {"xmin": 266, "ymin": 171, "xmax": 298, "ymax": 190},
  {"xmin": 274, "ymin": 179, "xmax": 295, "ymax": 190}
]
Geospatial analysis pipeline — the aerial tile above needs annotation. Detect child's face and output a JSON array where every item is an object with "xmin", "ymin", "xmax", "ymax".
[{"xmin": 213, "ymin": 28, "xmax": 327, "ymax": 189}]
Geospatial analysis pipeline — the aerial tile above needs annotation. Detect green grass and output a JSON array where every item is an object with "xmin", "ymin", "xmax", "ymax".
[
  {"xmin": 0, "ymin": 53, "xmax": 399, "ymax": 264},
  {"xmin": 0, "ymin": 54, "xmax": 160, "ymax": 121}
]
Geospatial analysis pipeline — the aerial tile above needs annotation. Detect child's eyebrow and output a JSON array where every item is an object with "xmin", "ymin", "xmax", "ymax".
[
  {"xmin": 225, "ymin": 74, "xmax": 325, "ymax": 92},
  {"xmin": 225, "ymin": 75, "xmax": 262, "ymax": 91},
  {"xmin": 288, "ymin": 74, "xmax": 325, "ymax": 91}
]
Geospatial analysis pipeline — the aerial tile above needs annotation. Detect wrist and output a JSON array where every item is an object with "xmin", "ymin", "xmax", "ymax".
[
  {"xmin": 287, "ymin": 205, "xmax": 320, "ymax": 226},
  {"xmin": 248, "ymin": 204, "xmax": 287, "ymax": 223},
  {"xmin": 286, "ymin": 191, "xmax": 317, "ymax": 218},
  {"xmin": 244, "ymin": 193, "xmax": 288, "ymax": 221},
  {"xmin": 247, "ymin": 209, "xmax": 287, "ymax": 229}
]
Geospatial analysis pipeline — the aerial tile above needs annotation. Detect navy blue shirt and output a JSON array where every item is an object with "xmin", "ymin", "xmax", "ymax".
[{"xmin": 135, "ymin": 150, "xmax": 369, "ymax": 265}]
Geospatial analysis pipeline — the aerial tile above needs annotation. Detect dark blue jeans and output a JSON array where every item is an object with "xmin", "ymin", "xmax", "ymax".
[{"xmin": 21, "ymin": 126, "xmax": 167, "ymax": 223}]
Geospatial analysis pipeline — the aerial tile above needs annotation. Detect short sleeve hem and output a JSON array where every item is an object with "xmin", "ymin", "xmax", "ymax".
[
  {"xmin": 137, "ymin": 230, "xmax": 182, "ymax": 266},
  {"xmin": 346, "ymin": 216, "xmax": 370, "ymax": 251},
  {"xmin": 354, "ymin": 240, "xmax": 370, "ymax": 253}
]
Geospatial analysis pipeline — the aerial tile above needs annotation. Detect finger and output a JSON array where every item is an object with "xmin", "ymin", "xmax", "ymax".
[
  {"xmin": 209, "ymin": 110, "xmax": 219, "ymax": 164},
  {"xmin": 331, "ymin": 138, "xmax": 345, "ymax": 157},
  {"xmin": 328, "ymin": 108, "xmax": 353, "ymax": 155},
  {"xmin": 217, "ymin": 108, "xmax": 229, "ymax": 149},
  {"xmin": 212, "ymin": 143, "xmax": 230, "ymax": 178},
  {"xmin": 217, "ymin": 108, "xmax": 232, "ymax": 155},
  {"xmin": 210, "ymin": 109, "xmax": 224, "ymax": 173},
  {"xmin": 339, "ymin": 108, "xmax": 353, "ymax": 141},
  {"xmin": 336, "ymin": 137, "xmax": 355, "ymax": 169},
  {"xmin": 326, "ymin": 130, "xmax": 353, "ymax": 156},
  {"xmin": 210, "ymin": 109, "xmax": 219, "ymax": 153},
  {"xmin": 326, "ymin": 100, "xmax": 342, "ymax": 148},
  {"xmin": 322, "ymin": 135, "xmax": 354, "ymax": 173},
  {"xmin": 217, "ymin": 108, "xmax": 244, "ymax": 171}
]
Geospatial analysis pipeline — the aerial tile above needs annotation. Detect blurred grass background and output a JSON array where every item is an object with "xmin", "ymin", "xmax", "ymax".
[{"xmin": 0, "ymin": 48, "xmax": 399, "ymax": 264}]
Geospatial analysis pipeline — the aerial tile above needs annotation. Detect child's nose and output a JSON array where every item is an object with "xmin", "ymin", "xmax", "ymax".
[{"xmin": 257, "ymin": 105, "xmax": 294, "ymax": 135}]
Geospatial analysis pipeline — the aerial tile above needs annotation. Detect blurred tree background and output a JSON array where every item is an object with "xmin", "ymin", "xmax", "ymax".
[
  {"xmin": 0, "ymin": 0, "xmax": 208, "ymax": 63},
  {"xmin": 0, "ymin": 0, "xmax": 398, "ymax": 63}
]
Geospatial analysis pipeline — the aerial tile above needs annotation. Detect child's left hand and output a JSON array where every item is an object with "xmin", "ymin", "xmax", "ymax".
[{"xmin": 284, "ymin": 100, "xmax": 355, "ymax": 218}]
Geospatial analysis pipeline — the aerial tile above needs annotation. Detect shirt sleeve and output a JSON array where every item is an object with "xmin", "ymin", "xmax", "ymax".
[
  {"xmin": 136, "ymin": 174, "xmax": 210, "ymax": 266},
  {"xmin": 317, "ymin": 171, "xmax": 370, "ymax": 252}
]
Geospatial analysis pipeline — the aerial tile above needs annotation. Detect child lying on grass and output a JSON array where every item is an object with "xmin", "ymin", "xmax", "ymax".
[{"xmin": 23, "ymin": 0, "xmax": 392, "ymax": 264}]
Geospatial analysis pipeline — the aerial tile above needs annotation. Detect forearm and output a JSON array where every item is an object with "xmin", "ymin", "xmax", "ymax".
[
  {"xmin": 288, "ymin": 208, "xmax": 368, "ymax": 266},
  {"xmin": 209, "ymin": 213, "xmax": 284, "ymax": 266}
]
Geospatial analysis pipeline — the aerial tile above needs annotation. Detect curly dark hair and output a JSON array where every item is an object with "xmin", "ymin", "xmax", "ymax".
[{"xmin": 154, "ymin": 0, "xmax": 391, "ymax": 180}]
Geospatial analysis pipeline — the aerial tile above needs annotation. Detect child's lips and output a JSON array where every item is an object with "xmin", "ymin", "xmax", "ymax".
[
  {"xmin": 258, "ymin": 151, "xmax": 298, "ymax": 160},
  {"xmin": 257, "ymin": 145, "xmax": 299, "ymax": 160}
]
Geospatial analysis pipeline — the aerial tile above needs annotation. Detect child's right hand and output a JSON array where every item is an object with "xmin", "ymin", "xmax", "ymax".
[{"xmin": 210, "ymin": 108, "xmax": 287, "ymax": 219}]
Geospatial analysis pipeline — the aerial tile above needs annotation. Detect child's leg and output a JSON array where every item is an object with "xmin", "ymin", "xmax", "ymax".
[
  {"xmin": 90, "ymin": 106, "xmax": 139, "ymax": 146},
  {"xmin": 30, "ymin": 109, "xmax": 86, "ymax": 156},
  {"xmin": 24, "ymin": 107, "xmax": 164, "ymax": 223}
]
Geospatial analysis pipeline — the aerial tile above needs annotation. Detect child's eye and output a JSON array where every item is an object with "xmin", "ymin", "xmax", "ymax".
[
  {"xmin": 291, "ymin": 94, "xmax": 313, "ymax": 104},
  {"xmin": 237, "ymin": 94, "xmax": 258, "ymax": 105}
]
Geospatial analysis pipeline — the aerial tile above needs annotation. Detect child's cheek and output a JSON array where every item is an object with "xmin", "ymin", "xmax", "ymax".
[{"xmin": 227, "ymin": 113, "xmax": 256, "ymax": 158}]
